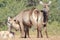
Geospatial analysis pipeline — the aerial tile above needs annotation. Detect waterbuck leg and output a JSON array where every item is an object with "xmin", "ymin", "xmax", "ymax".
[
  {"xmin": 44, "ymin": 24, "xmax": 48, "ymax": 38},
  {"xmin": 39, "ymin": 30, "xmax": 43, "ymax": 38},
  {"xmin": 20, "ymin": 22, "xmax": 25, "ymax": 38},
  {"xmin": 19, "ymin": 24, "xmax": 21, "ymax": 38},
  {"xmin": 25, "ymin": 30, "xmax": 27, "ymax": 38},
  {"xmin": 25, "ymin": 26, "xmax": 30, "ymax": 38},
  {"xmin": 27, "ymin": 27, "xmax": 30, "ymax": 38},
  {"xmin": 37, "ymin": 28, "xmax": 39, "ymax": 38},
  {"xmin": 24, "ymin": 26, "xmax": 27, "ymax": 38}
]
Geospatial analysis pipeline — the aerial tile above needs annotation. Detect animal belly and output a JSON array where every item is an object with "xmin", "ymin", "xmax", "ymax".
[
  {"xmin": 23, "ymin": 18, "xmax": 31, "ymax": 25},
  {"xmin": 23, "ymin": 14, "xmax": 31, "ymax": 25}
]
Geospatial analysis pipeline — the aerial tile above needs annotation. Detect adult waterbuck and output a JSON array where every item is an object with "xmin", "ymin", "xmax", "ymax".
[
  {"xmin": 7, "ymin": 8, "xmax": 36, "ymax": 38},
  {"xmin": 40, "ymin": 1, "xmax": 52, "ymax": 38}
]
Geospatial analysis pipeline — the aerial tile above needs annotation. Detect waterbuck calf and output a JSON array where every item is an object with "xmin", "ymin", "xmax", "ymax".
[{"xmin": 0, "ymin": 31, "xmax": 14, "ymax": 39}]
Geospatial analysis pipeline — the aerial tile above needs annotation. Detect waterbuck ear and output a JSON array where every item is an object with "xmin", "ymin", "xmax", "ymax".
[
  {"xmin": 48, "ymin": 1, "xmax": 52, "ymax": 5},
  {"xmin": 8, "ymin": 17, "xmax": 11, "ymax": 21},
  {"xmin": 8, "ymin": 16, "xmax": 13, "ymax": 21},
  {"xmin": 39, "ymin": 1, "xmax": 44, "ymax": 5}
]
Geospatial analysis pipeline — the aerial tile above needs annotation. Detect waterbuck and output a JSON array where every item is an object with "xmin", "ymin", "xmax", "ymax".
[
  {"xmin": 7, "ymin": 8, "xmax": 36, "ymax": 38},
  {"xmin": 40, "ymin": 1, "xmax": 51, "ymax": 38}
]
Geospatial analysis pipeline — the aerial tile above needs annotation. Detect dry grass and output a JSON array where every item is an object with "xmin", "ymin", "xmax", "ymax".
[{"xmin": 0, "ymin": 35, "xmax": 60, "ymax": 40}]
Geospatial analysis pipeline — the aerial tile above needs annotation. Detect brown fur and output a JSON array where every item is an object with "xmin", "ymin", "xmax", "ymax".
[
  {"xmin": 40, "ymin": 1, "xmax": 51, "ymax": 38},
  {"xmin": 8, "ymin": 7, "xmax": 43, "ymax": 38},
  {"xmin": 12, "ymin": 8, "xmax": 36, "ymax": 38},
  {"xmin": 14, "ymin": 8, "xmax": 44, "ymax": 38}
]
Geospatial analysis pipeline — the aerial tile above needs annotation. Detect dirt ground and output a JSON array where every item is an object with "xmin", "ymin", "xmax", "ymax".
[{"xmin": 0, "ymin": 35, "xmax": 60, "ymax": 40}]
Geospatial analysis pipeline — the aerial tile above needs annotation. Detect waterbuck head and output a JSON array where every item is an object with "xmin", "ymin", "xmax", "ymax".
[
  {"xmin": 7, "ymin": 17, "xmax": 14, "ymax": 24},
  {"xmin": 7, "ymin": 17, "xmax": 20, "ymax": 30},
  {"xmin": 7, "ymin": 17, "xmax": 17, "ymax": 27},
  {"xmin": 40, "ymin": 1, "xmax": 51, "ymax": 12}
]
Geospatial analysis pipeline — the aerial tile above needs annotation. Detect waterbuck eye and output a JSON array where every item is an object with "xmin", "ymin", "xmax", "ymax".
[{"xmin": 14, "ymin": 20, "xmax": 16, "ymax": 22}]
